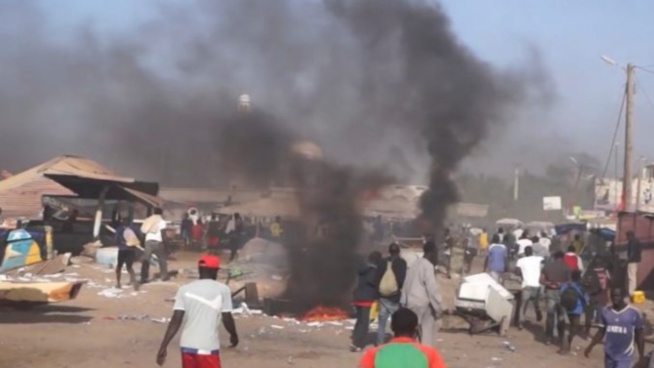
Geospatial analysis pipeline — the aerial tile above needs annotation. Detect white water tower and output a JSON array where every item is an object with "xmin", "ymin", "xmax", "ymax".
[{"xmin": 238, "ymin": 94, "xmax": 251, "ymax": 112}]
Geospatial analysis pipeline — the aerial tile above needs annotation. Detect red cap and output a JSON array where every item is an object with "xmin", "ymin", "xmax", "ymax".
[{"xmin": 198, "ymin": 255, "xmax": 221, "ymax": 269}]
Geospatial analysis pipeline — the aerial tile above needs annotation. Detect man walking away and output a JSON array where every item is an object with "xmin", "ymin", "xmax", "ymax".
[
  {"xmin": 157, "ymin": 255, "xmax": 238, "ymax": 368},
  {"xmin": 463, "ymin": 234, "xmax": 478, "ymax": 275},
  {"xmin": 539, "ymin": 231, "xmax": 552, "ymax": 252},
  {"xmin": 115, "ymin": 217, "xmax": 140, "ymax": 290},
  {"xmin": 530, "ymin": 235, "xmax": 548, "ymax": 258},
  {"xmin": 207, "ymin": 214, "xmax": 221, "ymax": 254},
  {"xmin": 401, "ymin": 241, "xmax": 444, "ymax": 347},
  {"xmin": 351, "ymin": 251, "xmax": 382, "ymax": 352},
  {"xmin": 515, "ymin": 246, "xmax": 544, "ymax": 330},
  {"xmin": 540, "ymin": 251, "xmax": 571, "ymax": 345},
  {"xmin": 478, "ymin": 228, "xmax": 489, "ymax": 256},
  {"xmin": 484, "ymin": 234, "xmax": 507, "ymax": 283},
  {"xmin": 563, "ymin": 245, "xmax": 584, "ymax": 272},
  {"xmin": 359, "ymin": 308, "xmax": 446, "ymax": 368},
  {"xmin": 516, "ymin": 231, "xmax": 533, "ymax": 258},
  {"xmin": 626, "ymin": 231, "xmax": 641, "ymax": 297},
  {"xmin": 585, "ymin": 287, "xmax": 645, "ymax": 368},
  {"xmin": 583, "ymin": 255, "xmax": 611, "ymax": 337},
  {"xmin": 140, "ymin": 208, "xmax": 168, "ymax": 283},
  {"xmin": 226, "ymin": 213, "xmax": 244, "ymax": 262},
  {"xmin": 559, "ymin": 270, "xmax": 588, "ymax": 354},
  {"xmin": 376, "ymin": 243, "xmax": 408, "ymax": 345}
]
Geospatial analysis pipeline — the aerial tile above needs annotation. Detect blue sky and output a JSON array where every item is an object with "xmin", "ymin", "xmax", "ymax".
[{"xmin": 37, "ymin": 0, "xmax": 654, "ymax": 170}]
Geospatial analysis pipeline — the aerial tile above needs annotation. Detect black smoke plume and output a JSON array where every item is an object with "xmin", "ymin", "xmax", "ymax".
[
  {"xmin": 325, "ymin": 0, "xmax": 537, "ymax": 231},
  {"xmin": 215, "ymin": 109, "xmax": 390, "ymax": 309}
]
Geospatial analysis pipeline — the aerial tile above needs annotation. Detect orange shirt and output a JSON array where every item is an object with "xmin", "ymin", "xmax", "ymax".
[{"xmin": 359, "ymin": 337, "xmax": 446, "ymax": 368}]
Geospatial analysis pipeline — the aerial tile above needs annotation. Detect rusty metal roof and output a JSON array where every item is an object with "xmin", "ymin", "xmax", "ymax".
[{"xmin": 0, "ymin": 155, "xmax": 159, "ymax": 218}]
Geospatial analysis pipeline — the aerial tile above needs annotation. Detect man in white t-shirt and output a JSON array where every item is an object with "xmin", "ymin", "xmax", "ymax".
[
  {"xmin": 516, "ymin": 246, "xmax": 544, "ymax": 329},
  {"xmin": 516, "ymin": 231, "xmax": 533, "ymax": 258},
  {"xmin": 157, "ymin": 255, "xmax": 238, "ymax": 368},
  {"xmin": 539, "ymin": 231, "xmax": 552, "ymax": 251},
  {"xmin": 140, "ymin": 207, "xmax": 169, "ymax": 283}
]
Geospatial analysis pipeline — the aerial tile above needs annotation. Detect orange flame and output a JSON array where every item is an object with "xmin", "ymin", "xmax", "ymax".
[{"xmin": 299, "ymin": 305, "xmax": 348, "ymax": 322}]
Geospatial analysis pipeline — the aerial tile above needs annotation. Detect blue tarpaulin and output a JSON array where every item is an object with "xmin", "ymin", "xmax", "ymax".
[{"xmin": 555, "ymin": 223, "xmax": 586, "ymax": 235}]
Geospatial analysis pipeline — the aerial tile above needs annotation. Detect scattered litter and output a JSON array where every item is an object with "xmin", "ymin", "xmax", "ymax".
[
  {"xmin": 98, "ymin": 288, "xmax": 124, "ymax": 298},
  {"xmin": 502, "ymin": 341, "xmax": 516, "ymax": 353},
  {"xmin": 151, "ymin": 318, "xmax": 170, "ymax": 324},
  {"xmin": 72, "ymin": 265, "xmax": 81, "ymax": 268},
  {"xmin": 346, "ymin": 319, "xmax": 356, "ymax": 325},
  {"xmin": 307, "ymin": 322, "xmax": 324, "ymax": 328},
  {"xmin": 0, "ymin": 275, "xmax": 7, "ymax": 281},
  {"xmin": 63, "ymin": 272, "xmax": 79, "ymax": 277},
  {"xmin": 327, "ymin": 321, "xmax": 343, "ymax": 326},
  {"xmin": 287, "ymin": 356, "xmax": 294, "ymax": 365},
  {"xmin": 257, "ymin": 327, "xmax": 267, "ymax": 335},
  {"xmin": 491, "ymin": 357, "xmax": 503, "ymax": 362},
  {"xmin": 271, "ymin": 274, "xmax": 283, "ymax": 281},
  {"xmin": 271, "ymin": 325, "xmax": 285, "ymax": 330},
  {"xmin": 103, "ymin": 314, "xmax": 147, "ymax": 321},
  {"xmin": 345, "ymin": 326, "xmax": 354, "ymax": 330}
]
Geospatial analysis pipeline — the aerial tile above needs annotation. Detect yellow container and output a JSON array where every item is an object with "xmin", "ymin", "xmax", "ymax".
[
  {"xmin": 369, "ymin": 301, "xmax": 379, "ymax": 322},
  {"xmin": 632, "ymin": 291, "xmax": 646, "ymax": 305}
]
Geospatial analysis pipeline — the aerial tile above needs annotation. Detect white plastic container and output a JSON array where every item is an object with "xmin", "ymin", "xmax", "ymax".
[{"xmin": 455, "ymin": 272, "xmax": 515, "ymax": 335}]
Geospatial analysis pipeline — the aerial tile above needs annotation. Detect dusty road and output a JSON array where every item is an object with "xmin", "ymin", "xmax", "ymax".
[{"xmin": 0, "ymin": 254, "xmax": 608, "ymax": 368}]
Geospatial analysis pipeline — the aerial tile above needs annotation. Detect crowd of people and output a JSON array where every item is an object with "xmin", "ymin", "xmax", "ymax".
[
  {"xmin": 349, "ymin": 240, "xmax": 446, "ymax": 367},
  {"xmin": 110, "ymin": 211, "xmax": 650, "ymax": 368},
  {"xmin": 481, "ymin": 225, "xmax": 647, "ymax": 367}
]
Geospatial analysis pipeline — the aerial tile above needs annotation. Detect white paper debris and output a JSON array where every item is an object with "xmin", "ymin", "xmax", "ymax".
[
  {"xmin": 98, "ymin": 288, "xmax": 124, "ymax": 298},
  {"xmin": 271, "ymin": 325, "xmax": 285, "ymax": 329}
]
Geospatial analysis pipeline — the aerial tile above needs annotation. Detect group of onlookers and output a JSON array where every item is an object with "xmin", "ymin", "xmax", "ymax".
[
  {"xmin": 482, "ymin": 224, "xmax": 647, "ymax": 368},
  {"xmin": 351, "ymin": 241, "xmax": 447, "ymax": 367},
  {"xmin": 351, "ymin": 241, "xmax": 443, "ymax": 351}
]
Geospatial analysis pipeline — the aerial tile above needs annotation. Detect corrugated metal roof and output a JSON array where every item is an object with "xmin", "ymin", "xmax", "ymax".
[
  {"xmin": 0, "ymin": 155, "xmax": 152, "ymax": 219},
  {"xmin": 0, "ymin": 155, "xmax": 116, "ymax": 192}
]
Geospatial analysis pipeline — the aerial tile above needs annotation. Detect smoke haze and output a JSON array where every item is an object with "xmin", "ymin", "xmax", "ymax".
[
  {"xmin": 1, "ymin": 0, "xmax": 550, "ymax": 307},
  {"xmin": 0, "ymin": 0, "xmax": 549, "ymax": 184}
]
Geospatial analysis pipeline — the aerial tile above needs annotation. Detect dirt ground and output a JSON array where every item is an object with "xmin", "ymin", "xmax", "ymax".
[{"xmin": 0, "ymin": 252, "xmax": 612, "ymax": 368}]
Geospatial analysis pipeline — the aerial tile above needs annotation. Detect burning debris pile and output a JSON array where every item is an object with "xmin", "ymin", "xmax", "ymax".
[{"xmin": 217, "ymin": 110, "xmax": 390, "ymax": 313}]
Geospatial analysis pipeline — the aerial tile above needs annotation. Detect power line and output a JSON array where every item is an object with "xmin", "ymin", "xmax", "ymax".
[
  {"xmin": 601, "ymin": 90, "xmax": 626, "ymax": 180},
  {"xmin": 636, "ymin": 76, "xmax": 654, "ymax": 112},
  {"xmin": 637, "ymin": 66, "xmax": 654, "ymax": 75}
]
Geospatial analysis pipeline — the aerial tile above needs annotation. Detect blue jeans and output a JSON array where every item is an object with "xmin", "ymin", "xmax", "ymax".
[{"xmin": 377, "ymin": 298, "xmax": 399, "ymax": 345}]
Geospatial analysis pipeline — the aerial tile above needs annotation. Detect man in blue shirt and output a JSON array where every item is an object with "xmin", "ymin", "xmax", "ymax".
[
  {"xmin": 584, "ymin": 287, "xmax": 645, "ymax": 368},
  {"xmin": 484, "ymin": 234, "xmax": 507, "ymax": 283},
  {"xmin": 559, "ymin": 270, "xmax": 588, "ymax": 354}
]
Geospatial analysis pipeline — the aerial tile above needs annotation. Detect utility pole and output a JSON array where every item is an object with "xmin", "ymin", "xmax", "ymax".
[
  {"xmin": 513, "ymin": 166, "xmax": 519, "ymax": 201},
  {"xmin": 623, "ymin": 64, "xmax": 635, "ymax": 211}
]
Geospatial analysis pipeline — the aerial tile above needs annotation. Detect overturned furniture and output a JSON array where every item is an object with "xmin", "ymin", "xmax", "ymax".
[{"xmin": 454, "ymin": 273, "xmax": 514, "ymax": 336}]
